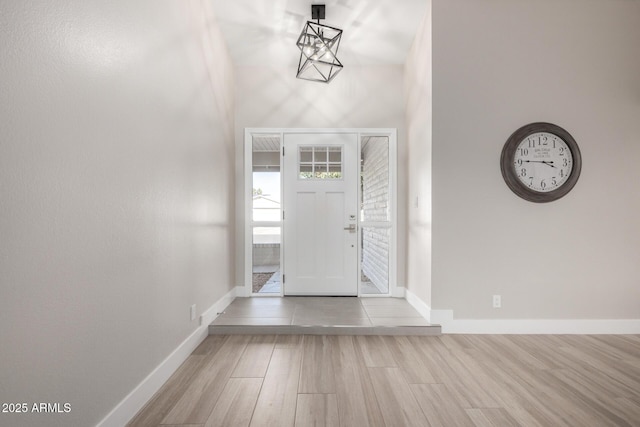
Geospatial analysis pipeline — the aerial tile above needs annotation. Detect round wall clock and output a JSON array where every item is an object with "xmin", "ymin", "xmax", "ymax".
[{"xmin": 500, "ymin": 122, "xmax": 581, "ymax": 203}]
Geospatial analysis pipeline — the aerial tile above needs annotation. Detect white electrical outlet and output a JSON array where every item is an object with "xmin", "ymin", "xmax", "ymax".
[
  {"xmin": 190, "ymin": 304, "xmax": 197, "ymax": 321},
  {"xmin": 492, "ymin": 295, "xmax": 501, "ymax": 308}
]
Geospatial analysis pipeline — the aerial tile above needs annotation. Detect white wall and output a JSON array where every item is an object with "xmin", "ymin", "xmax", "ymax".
[
  {"xmin": 432, "ymin": 0, "xmax": 640, "ymax": 320},
  {"xmin": 0, "ymin": 1, "xmax": 235, "ymax": 426},
  {"xmin": 235, "ymin": 65, "xmax": 407, "ymax": 292},
  {"xmin": 404, "ymin": 3, "xmax": 433, "ymax": 306}
]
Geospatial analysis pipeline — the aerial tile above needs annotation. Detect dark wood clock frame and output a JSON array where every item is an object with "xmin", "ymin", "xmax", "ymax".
[{"xmin": 500, "ymin": 122, "xmax": 582, "ymax": 203}]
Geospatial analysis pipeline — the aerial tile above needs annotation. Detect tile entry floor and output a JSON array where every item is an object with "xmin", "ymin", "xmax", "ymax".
[{"xmin": 210, "ymin": 297, "xmax": 439, "ymax": 335}]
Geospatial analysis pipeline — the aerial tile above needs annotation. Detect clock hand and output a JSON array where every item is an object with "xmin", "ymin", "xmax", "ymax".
[{"xmin": 524, "ymin": 160, "xmax": 557, "ymax": 168}]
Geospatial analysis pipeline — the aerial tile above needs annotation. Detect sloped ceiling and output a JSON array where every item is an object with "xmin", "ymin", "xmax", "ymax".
[{"xmin": 210, "ymin": 0, "xmax": 428, "ymax": 66}]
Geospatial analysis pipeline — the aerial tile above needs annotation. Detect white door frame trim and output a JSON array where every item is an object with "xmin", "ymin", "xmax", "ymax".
[{"xmin": 243, "ymin": 128, "xmax": 398, "ymax": 298}]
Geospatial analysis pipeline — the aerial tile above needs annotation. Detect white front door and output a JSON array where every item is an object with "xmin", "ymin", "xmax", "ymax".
[{"xmin": 283, "ymin": 133, "xmax": 358, "ymax": 295}]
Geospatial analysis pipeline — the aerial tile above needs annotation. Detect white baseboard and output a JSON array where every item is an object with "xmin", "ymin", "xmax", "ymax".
[
  {"xmin": 96, "ymin": 286, "xmax": 238, "ymax": 427},
  {"xmin": 404, "ymin": 294, "xmax": 640, "ymax": 334},
  {"xmin": 405, "ymin": 290, "xmax": 431, "ymax": 322},
  {"xmin": 200, "ymin": 286, "xmax": 242, "ymax": 326}
]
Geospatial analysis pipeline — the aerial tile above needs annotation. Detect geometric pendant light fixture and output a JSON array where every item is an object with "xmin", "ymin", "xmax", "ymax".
[{"xmin": 296, "ymin": 4, "xmax": 343, "ymax": 83}]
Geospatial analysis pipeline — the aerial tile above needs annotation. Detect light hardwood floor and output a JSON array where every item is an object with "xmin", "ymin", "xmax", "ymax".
[{"xmin": 128, "ymin": 334, "xmax": 640, "ymax": 427}]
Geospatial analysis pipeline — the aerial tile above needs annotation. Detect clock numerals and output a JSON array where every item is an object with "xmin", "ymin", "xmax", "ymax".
[
  {"xmin": 527, "ymin": 136, "xmax": 548, "ymax": 148},
  {"xmin": 512, "ymin": 131, "xmax": 573, "ymax": 193}
]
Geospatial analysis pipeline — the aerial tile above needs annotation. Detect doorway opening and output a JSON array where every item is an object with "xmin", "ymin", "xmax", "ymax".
[{"xmin": 244, "ymin": 129, "xmax": 397, "ymax": 297}]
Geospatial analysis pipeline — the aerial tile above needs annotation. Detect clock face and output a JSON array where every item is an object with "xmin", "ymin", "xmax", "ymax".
[
  {"xmin": 500, "ymin": 122, "xmax": 581, "ymax": 203},
  {"xmin": 513, "ymin": 132, "xmax": 573, "ymax": 192}
]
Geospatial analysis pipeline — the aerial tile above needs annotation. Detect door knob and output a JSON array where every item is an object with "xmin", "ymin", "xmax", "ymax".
[{"xmin": 343, "ymin": 224, "xmax": 356, "ymax": 232}]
